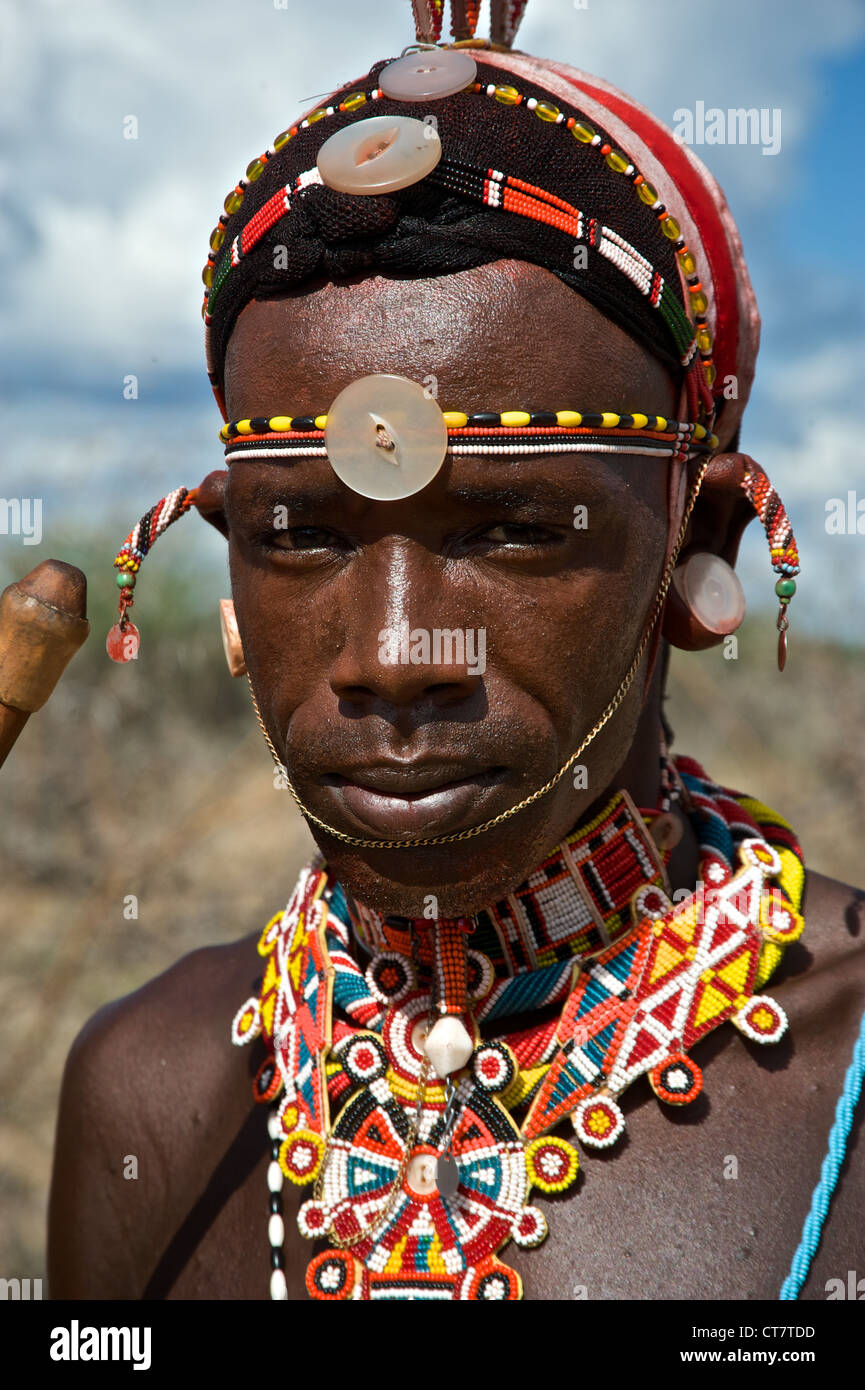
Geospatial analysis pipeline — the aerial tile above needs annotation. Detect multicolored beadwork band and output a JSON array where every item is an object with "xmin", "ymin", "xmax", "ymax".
[
  {"xmin": 741, "ymin": 461, "xmax": 800, "ymax": 578},
  {"xmin": 113, "ymin": 486, "xmax": 197, "ymax": 579},
  {"xmin": 220, "ymin": 409, "xmax": 720, "ymax": 467}
]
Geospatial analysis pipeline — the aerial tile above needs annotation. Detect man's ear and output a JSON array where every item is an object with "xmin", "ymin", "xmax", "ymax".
[
  {"xmin": 660, "ymin": 452, "xmax": 757, "ymax": 655},
  {"xmin": 680, "ymin": 452, "xmax": 757, "ymax": 567},
  {"xmin": 191, "ymin": 469, "xmax": 229, "ymax": 539}
]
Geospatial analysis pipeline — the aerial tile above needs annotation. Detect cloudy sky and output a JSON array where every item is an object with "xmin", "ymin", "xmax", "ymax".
[{"xmin": 2, "ymin": 0, "xmax": 864, "ymax": 633}]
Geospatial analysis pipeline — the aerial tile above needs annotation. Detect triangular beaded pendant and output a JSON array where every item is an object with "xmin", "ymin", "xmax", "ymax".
[{"xmin": 523, "ymin": 838, "xmax": 803, "ymax": 1148}]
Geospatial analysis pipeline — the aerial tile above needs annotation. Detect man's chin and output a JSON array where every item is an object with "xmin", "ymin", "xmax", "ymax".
[{"xmin": 309, "ymin": 810, "xmax": 572, "ymax": 920}]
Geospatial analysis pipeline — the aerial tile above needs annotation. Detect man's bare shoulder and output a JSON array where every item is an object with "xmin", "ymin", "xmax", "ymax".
[
  {"xmin": 67, "ymin": 931, "xmax": 263, "ymax": 1079},
  {"xmin": 773, "ymin": 866, "xmax": 865, "ymax": 1043},
  {"xmin": 796, "ymin": 867, "xmax": 865, "ymax": 968},
  {"xmin": 48, "ymin": 932, "xmax": 268, "ymax": 1298},
  {"xmin": 54, "ymin": 929, "xmax": 269, "ymax": 1167}
]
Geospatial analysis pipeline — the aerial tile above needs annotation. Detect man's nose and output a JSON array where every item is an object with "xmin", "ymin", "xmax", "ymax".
[{"xmin": 328, "ymin": 542, "xmax": 483, "ymax": 710}]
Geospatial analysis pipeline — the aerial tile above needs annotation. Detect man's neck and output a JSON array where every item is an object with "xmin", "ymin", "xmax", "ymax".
[{"xmin": 576, "ymin": 651, "xmax": 701, "ymax": 904}]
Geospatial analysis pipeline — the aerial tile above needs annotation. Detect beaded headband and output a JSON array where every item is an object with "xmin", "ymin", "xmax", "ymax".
[
  {"xmin": 204, "ymin": 133, "xmax": 713, "ymax": 425},
  {"xmin": 200, "ymin": 47, "xmax": 750, "ymax": 437},
  {"xmin": 219, "ymin": 407, "xmax": 719, "ymax": 465},
  {"xmin": 109, "ymin": 395, "xmax": 718, "ymax": 644}
]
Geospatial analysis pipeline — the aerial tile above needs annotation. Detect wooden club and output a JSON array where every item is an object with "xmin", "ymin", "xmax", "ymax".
[{"xmin": 0, "ymin": 559, "xmax": 90, "ymax": 769}]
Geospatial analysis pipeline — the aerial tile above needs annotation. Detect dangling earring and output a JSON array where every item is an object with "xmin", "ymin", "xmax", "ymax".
[
  {"xmin": 107, "ymin": 485, "xmax": 199, "ymax": 662},
  {"xmin": 662, "ymin": 552, "xmax": 746, "ymax": 652},
  {"xmin": 740, "ymin": 460, "xmax": 800, "ymax": 672},
  {"xmin": 661, "ymin": 458, "xmax": 800, "ymax": 671},
  {"xmin": 219, "ymin": 599, "xmax": 246, "ymax": 677}
]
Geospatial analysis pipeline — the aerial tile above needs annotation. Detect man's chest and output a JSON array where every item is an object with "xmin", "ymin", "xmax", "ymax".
[{"xmin": 163, "ymin": 968, "xmax": 863, "ymax": 1302}]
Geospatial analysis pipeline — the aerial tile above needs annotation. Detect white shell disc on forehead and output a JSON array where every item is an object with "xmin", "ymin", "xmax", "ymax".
[{"xmin": 324, "ymin": 373, "xmax": 448, "ymax": 501}]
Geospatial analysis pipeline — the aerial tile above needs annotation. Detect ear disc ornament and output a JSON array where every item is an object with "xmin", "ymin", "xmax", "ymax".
[{"xmin": 324, "ymin": 374, "xmax": 448, "ymax": 500}]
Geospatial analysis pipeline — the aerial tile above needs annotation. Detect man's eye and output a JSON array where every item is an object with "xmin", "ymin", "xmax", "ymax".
[
  {"xmin": 477, "ymin": 523, "xmax": 556, "ymax": 546},
  {"xmin": 266, "ymin": 527, "xmax": 348, "ymax": 552}
]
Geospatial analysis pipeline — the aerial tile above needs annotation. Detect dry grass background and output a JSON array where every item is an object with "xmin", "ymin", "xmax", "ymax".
[{"xmin": 1, "ymin": 541, "xmax": 863, "ymax": 1284}]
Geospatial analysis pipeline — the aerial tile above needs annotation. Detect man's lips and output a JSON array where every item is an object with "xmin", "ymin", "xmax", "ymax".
[{"xmin": 320, "ymin": 762, "xmax": 510, "ymax": 836}]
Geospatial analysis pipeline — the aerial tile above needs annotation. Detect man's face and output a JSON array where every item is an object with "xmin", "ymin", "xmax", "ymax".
[{"xmin": 222, "ymin": 260, "xmax": 676, "ymax": 916}]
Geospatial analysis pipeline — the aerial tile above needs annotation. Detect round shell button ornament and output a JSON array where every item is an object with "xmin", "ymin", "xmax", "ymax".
[
  {"xmin": 379, "ymin": 48, "xmax": 477, "ymax": 101},
  {"xmin": 316, "ymin": 114, "xmax": 441, "ymax": 195},
  {"xmin": 324, "ymin": 374, "xmax": 448, "ymax": 501}
]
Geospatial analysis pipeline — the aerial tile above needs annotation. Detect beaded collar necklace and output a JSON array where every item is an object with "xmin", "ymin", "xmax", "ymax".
[{"xmin": 231, "ymin": 752, "xmax": 805, "ymax": 1301}]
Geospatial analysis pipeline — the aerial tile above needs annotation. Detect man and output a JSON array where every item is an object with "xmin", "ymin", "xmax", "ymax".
[{"xmin": 48, "ymin": 34, "xmax": 864, "ymax": 1301}]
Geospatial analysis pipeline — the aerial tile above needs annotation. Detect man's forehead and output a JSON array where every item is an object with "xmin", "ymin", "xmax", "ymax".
[{"xmin": 224, "ymin": 263, "xmax": 678, "ymax": 422}]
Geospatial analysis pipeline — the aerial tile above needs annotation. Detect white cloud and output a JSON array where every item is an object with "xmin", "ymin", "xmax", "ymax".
[
  {"xmin": 522, "ymin": 0, "xmax": 865, "ymax": 199},
  {"xmin": 762, "ymin": 341, "xmax": 862, "ymax": 415}
]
